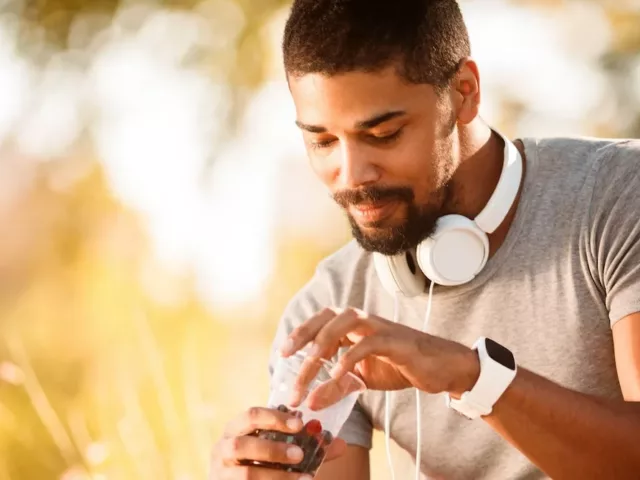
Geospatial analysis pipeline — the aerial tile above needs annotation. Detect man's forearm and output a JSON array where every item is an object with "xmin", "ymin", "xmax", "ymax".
[
  {"xmin": 483, "ymin": 368, "xmax": 640, "ymax": 479},
  {"xmin": 316, "ymin": 445, "xmax": 370, "ymax": 480}
]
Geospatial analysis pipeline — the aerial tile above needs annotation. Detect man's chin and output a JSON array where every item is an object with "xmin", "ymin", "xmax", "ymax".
[
  {"xmin": 346, "ymin": 211, "xmax": 439, "ymax": 256},
  {"xmin": 349, "ymin": 224, "xmax": 415, "ymax": 256},
  {"xmin": 343, "ymin": 201, "xmax": 441, "ymax": 255}
]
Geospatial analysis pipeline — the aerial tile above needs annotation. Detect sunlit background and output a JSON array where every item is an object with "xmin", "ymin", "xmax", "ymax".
[{"xmin": 0, "ymin": 0, "xmax": 639, "ymax": 478}]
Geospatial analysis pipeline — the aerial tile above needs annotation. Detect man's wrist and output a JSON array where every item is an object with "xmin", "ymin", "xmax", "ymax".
[{"xmin": 448, "ymin": 348, "xmax": 481, "ymax": 399}]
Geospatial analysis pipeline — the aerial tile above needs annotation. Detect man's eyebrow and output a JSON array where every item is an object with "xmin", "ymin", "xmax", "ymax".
[
  {"xmin": 294, "ymin": 121, "xmax": 326, "ymax": 133},
  {"xmin": 295, "ymin": 110, "xmax": 407, "ymax": 133},
  {"xmin": 355, "ymin": 110, "xmax": 407, "ymax": 130}
]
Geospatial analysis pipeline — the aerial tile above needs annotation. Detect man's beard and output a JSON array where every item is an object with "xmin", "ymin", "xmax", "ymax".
[{"xmin": 333, "ymin": 185, "xmax": 448, "ymax": 256}]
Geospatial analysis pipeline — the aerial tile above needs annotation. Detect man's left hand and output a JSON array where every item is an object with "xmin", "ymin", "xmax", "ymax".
[{"xmin": 279, "ymin": 307, "xmax": 480, "ymax": 405}]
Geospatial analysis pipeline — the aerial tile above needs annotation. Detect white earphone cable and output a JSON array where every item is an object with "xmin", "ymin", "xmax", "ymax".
[
  {"xmin": 385, "ymin": 294, "xmax": 401, "ymax": 480},
  {"xmin": 415, "ymin": 280, "xmax": 436, "ymax": 480},
  {"xmin": 385, "ymin": 390, "xmax": 395, "ymax": 480},
  {"xmin": 386, "ymin": 281, "xmax": 435, "ymax": 480}
]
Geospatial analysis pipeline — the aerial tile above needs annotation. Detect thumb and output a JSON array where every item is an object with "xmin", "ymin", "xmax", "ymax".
[{"xmin": 323, "ymin": 437, "xmax": 347, "ymax": 462}]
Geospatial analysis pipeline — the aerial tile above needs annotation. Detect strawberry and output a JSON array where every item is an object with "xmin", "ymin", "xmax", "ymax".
[{"xmin": 304, "ymin": 419, "xmax": 322, "ymax": 436}]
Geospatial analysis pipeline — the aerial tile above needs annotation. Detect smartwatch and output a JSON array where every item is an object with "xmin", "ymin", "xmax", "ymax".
[{"xmin": 445, "ymin": 337, "xmax": 517, "ymax": 419}]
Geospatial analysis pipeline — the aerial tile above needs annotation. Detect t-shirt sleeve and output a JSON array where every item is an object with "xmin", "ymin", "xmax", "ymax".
[
  {"xmin": 267, "ymin": 264, "xmax": 374, "ymax": 450},
  {"xmin": 588, "ymin": 140, "xmax": 640, "ymax": 328}
]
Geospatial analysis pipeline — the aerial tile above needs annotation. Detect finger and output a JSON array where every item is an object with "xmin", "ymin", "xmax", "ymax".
[
  {"xmin": 279, "ymin": 308, "xmax": 339, "ymax": 357},
  {"xmin": 331, "ymin": 335, "xmax": 395, "ymax": 380},
  {"xmin": 310, "ymin": 308, "xmax": 369, "ymax": 359},
  {"xmin": 290, "ymin": 354, "xmax": 344, "ymax": 408},
  {"xmin": 225, "ymin": 465, "xmax": 311, "ymax": 479},
  {"xmin": 224, "ymin": 407, "xmax": 303, "ymax": 438},
  {"xmin": 305, "ymin": 373, "xmax": 365, "ymax": 411},
  {"xmin": 289, "ymin": 310, "xmax": 366, "ymax": 405},
  {"xmin": 220, "ymin": 436, "xmax": 305, "ymax": 467},
  {"xmin": 288, "ymin": 355, "xmax": 326, "ymax": 407},
  {"xmin": 282, "ymin": 308, "xmax": 342, "ymax": 407},
  {"xmin": 291, "ymin": 335, "xmax": 354, "ymax": 403}
]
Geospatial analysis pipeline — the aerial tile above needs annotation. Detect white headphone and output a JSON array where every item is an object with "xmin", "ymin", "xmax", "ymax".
[
  {"xmin": 373, "ymin": 130, "xmax": 523, "ymax": 295},
  {"xmin": 374, "ymin": 131, "xmax": 523, "ymax": 480}
]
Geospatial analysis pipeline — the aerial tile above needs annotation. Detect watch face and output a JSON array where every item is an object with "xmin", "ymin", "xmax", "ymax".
[{"xmin": 486, "ymin": 338, "xmax": 516, "ymax": 370}]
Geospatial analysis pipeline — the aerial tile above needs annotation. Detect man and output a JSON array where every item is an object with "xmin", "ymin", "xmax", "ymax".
[{"xmin": 210, "ymin": 0, "xmax": 640, "ymax": 478}]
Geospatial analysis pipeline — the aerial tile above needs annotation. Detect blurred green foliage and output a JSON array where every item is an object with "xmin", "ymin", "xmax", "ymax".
[{"xmin": 11, "ymin": 0, "xmax": 291, "ymax": 150}]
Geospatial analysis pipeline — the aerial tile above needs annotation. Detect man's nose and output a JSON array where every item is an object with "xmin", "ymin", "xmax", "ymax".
[{"xmin": 334, "ymin": 143, "xmax": 381, "ymax": 189}]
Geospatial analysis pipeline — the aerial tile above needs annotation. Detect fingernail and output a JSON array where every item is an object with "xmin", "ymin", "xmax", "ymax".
[
  {"xmin": 299, "ymin": 476, "xmax": 313, "ymax": 480},
  {"xmin": 279, "ymin": 338, "xmax": 295, "ymax": 356},
  {"xmin": 287, "ymin": 446, "xmax": 303, "ymax": 461},
  {"xmin": 286, "ymin": 417, "xmax": 302, "ymax": 430}
]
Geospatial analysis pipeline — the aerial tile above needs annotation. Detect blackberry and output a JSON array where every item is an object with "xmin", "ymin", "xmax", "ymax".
[
  {"xmin": 321, "ymin": 430, "xmax": 333, "ymax": 445},
  {"xmin": 241, "ymin": 407, "xmax": 334, "ymax": 475}
]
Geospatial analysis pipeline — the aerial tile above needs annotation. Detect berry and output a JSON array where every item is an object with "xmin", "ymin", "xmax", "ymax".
[
  {"xmin": 254, "ymin": 416, "xmax": 331, "ymax": 475},
  {"xmin": 321, "ymin": 430, "xmax": 333, "ymax": 445},
  {"xmin": 305, "ymin": 419, "xmax": 322, "ymax": 436}
]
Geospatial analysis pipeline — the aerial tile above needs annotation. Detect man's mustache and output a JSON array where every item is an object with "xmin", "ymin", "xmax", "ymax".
[{"xmin": 332, "ymin": 186, "xmax": 414, "ymax": 208}]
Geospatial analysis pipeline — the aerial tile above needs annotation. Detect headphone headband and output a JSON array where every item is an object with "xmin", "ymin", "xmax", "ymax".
[{"xmin": 474, "ymin": 131, "xmax": 523, "ymax": 234}]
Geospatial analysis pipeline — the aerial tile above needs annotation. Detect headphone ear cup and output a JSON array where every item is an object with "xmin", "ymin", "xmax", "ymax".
[
  {"xmin": 373, "ymin": 250, "xmax": 427, "ymax": 297},
  {"xmin": 417, "ymin": 215, "xmax": 489, "ymax": 286}
]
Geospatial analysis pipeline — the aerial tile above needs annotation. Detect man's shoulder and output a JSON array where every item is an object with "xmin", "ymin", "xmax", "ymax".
[
  {"xmin": 525, "ymin": 136, "xmax": 639, "ymax": 201},
  {"xmin": 582, "ymin": 137, "xmax": 640, "ymax": 221},
  {"xmin": 314, "ymin": 240, "xmax": 377, "ymax": 306},
  {"xmin": 589, "ymin": 137, "xmax": 640, "ymax": 176},
  {"xmin": 276, "ymin": 239, "xmax": 381, "ymax": 314},
  {"xmin": 273, "ymin": 240, "xmax": 377, "ymax": 339},
  {"xmin": 539, "ymin": 135, "xmax": 640, "ymax": 190},
  {"xmin": 533, "ymin": 135, "xmax": 639, "ymax": 169}
]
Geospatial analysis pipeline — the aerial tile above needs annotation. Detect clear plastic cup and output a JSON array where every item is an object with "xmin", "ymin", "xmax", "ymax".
[{"xmin": 241, "ymin": 350, "xmax": 366, "ymax": 476}]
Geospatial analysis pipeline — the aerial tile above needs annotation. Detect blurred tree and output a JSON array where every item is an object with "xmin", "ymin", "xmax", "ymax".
[
  {"xmin": 599, "ymin": 7, "xmax": 640, "ymax": 137},
  {"xmin": 0, "ymin": 1, "xmax": 299, "ymax": 478},
  {"xmin": 12, "ymin": 0, "xmax": 640, "ymax": 150},
  {"xmin": 1, "ymin": 2, "xmax": 638, "ymax": 480},
  {"xmin": 507, "ymin": 0, "xmax": 640, "ymax": 138},
  {"xmin": 0, "ymin": 150, "xmax": 229, "ymax": 478},
  {"xmin": 10, "ymin": 0, "xmax": 292, "ymax": 166}
]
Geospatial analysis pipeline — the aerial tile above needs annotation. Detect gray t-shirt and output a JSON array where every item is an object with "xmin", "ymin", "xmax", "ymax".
[{"xmin": 268, "ymin": 136, "xmax": 640, "ymax": 479}]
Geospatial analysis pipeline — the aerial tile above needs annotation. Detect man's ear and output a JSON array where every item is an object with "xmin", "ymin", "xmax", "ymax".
[{"xmin": 450, "ymin": 58, "xmax": 481, "ymax": 125}]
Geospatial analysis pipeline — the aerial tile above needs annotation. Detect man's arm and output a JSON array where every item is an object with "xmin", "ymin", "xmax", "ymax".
[
  {"xmin": 459, "ymin": 312, "xmax": 640, "ymax": 479},
  {"xmin": 613, "ymin": 313, "xmax": 640, "ymax": 400},
  {"xmin": 316, "ymin": 445, "xmax": 370, "ymax": 480},
  {"xmin": 446, "ymin": 143, "xmax": 640, "ymax": 478},
  {"xmin": 474, "ymin": 141, "xmax": 636, "ymax": 478}
]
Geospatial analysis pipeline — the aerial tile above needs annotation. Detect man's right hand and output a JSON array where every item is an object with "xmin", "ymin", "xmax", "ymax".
[{"xmin": 209, "ymin": 406, "xmax": 347, "ymax": 479}]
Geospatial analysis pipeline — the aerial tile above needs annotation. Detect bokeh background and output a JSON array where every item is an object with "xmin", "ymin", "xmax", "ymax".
[{"xmin": 0, "ymin": 0, "xmax": 639, "ymax": 478}]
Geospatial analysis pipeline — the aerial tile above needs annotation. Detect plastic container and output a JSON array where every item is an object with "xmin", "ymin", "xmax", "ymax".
[{"xmin": 242, "ymin": 350, "xmax": 366, "ymax": 476}]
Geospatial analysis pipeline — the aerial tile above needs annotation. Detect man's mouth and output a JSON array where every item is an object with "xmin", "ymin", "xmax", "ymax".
[{"xmin": 349, "ymin": 200, "xmax": 400, "ymax": 225}]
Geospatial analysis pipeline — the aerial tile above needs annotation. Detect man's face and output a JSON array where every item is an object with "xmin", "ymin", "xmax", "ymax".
[{"xmin": 288, "ymin": 66, "xmax": 459, "ymax": 255}]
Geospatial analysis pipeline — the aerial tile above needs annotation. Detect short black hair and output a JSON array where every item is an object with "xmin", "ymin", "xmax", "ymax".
[{"xmin": 282, "ymin": 0, "xmax": 471, "ymax": 88}]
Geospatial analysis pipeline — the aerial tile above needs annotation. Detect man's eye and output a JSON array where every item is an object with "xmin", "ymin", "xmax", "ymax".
[
  {"xmin": 310, "ymin": 139, "xmax": 336, "ymax": 150},
  {"xmin": 370, "ymin": 129, "xmax": 403, "ymax": 144},
  {"xmin": 309, "ymin": 128, "xmax": 403, "ymax": 150}
]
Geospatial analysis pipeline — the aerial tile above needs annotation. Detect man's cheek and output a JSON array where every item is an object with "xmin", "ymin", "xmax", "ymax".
[{"xmin": 309, "ymin": 158, "xmax": 335, "ymax": 187}]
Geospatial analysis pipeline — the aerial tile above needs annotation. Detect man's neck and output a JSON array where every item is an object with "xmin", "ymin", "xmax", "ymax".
[{"xmin": 446, "ymin": 121, "xmax": 526, "ymax": 258}]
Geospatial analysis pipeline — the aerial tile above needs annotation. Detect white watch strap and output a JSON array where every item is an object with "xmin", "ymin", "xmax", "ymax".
[{"xmin": 446, "ymin": 337, "xmax": 517, "ymax": 419}]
